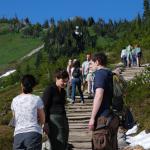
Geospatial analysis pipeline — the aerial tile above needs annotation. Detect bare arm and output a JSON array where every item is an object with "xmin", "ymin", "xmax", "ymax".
[
  {"xmin": 89, "ymin": 88, "xmax": 104, "ymax": 130},
  {"xmin": 37, "ymin": 108, "xmax": 45, "ymax": 125},
  {"xmin": 91, "ymin": 88, "xmax": 104, "ymax": 119}
]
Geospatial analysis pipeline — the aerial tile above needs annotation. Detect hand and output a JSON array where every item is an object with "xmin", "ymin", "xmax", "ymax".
[
  {"xmin": 69, "ymin": 80, "xmax": 72, "ymax": 86},
  {"xmin": 88, "ymin": 118, "xmax": 95, "ymax": 131},
  {"xmin": 43, "ymin": 123, "xmax": 49, "ymax": 135}
]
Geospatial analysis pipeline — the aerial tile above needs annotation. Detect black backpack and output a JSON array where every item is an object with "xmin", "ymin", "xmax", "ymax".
[
  {"xmin": 72, "ymin": 67, "xmax": 81, "ymax": 78},
  {"xmin": 122, "ymin": 106, "xmax": 135, "ymax": 129}
]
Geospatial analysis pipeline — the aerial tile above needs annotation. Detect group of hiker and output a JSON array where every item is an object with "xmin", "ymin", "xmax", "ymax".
[
  {"xmin": 121, "ymin": 44, "xmax": 142, "ymax": 67},
  {"xmin": 11, "ymin": 52, "xmax": 135, "ymax": 150},
  {"xmin": 66, "ymin": 53, "xmax": 95, "ymax": 104}
]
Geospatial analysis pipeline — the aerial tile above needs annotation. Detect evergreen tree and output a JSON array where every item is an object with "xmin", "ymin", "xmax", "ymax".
[
  {"xmin": 43, "ymin": 20, "xmax": 49, "ymax": 28},
  {"xmin": 44, "ymin": 29, "xmax": 51, "ymax": 53},
  {"xmin": 25, "ymin": 64, "xmax": 31, "ymax": 74},
  {"xmin": 143, "ymin": 0, "xmax": 150, "ymax": 20},
  {"xmin": 15, "ymin": 66, "xmax": 22, "ymax": 81},
  {"xmin": 32, "ymin": 23, "xmax": 42, "ymax": 37},
  {"xmin": 50, "ymin": 17, "xmax": 55, "ymax": 27},
  {"xmin": 35, "ymin": 51, "xmax": 42, "ymax": 69},
  {"xmin": 21, "ymin": 25, "xmax": 33, "ymax": 36},
  {"xmin": 87, "ymin": 17, "xmax": 95, "ymax": 26},
  {"xmin": 24, "ymin": 17, "xmax": 31, "ymax": 25}
]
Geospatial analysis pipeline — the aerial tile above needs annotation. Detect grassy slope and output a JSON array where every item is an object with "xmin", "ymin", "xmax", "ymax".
[
  {"xmin": 0, "ymin": 24, "xmax": 43, "ymax": 148},
  {"xmin": 0, "ymin": 83, "xmax": 43, "ymax": 150},
  {"xmin": 0, "ymin": 125, "xmax": 13, "ymax": 150},
  {"xmin": 0, "ymin": 84, "xmax": 20, "ymax": 150},
  {"xmin": 0, "ymin": 32, "xmax": 42, "ymax": 71},
  {"xmin": 0, "ymin": 23, "xmax": 10, "ymax": 33}
]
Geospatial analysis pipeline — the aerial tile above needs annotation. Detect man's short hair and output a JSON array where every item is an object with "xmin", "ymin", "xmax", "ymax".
[{"xmin": 92, "ymin": 52, "xmax": 107, "ymax": 66}]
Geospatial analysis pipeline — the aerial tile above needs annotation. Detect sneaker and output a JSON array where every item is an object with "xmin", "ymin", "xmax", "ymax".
[
  {"xmin": 67, "ymin": 98, "xmax": 72, "ymax": 102},
  {"xmin": 71, "ymin": 101, "xmax": 75, "ymax": 104},
  {"xmin": 80, "ymin": 101, "xmax": 84, "ymax": 104}
]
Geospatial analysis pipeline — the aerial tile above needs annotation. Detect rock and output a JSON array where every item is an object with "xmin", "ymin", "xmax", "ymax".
[{"xmin": 122, "ymin": 145, "xmax": 144, "ymax": 150}]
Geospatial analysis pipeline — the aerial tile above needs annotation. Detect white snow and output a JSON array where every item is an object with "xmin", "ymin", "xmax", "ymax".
[
  {"xmin": 125, "ymin": 124, "xmax": 138, "ymax": 135},
  {"xmin": 126, "ymin": 130, "xmax": 150, "ymax": 150},
  {"xmin": 0, "ymin": 70, "xmax": 16, "ymax": 79}
]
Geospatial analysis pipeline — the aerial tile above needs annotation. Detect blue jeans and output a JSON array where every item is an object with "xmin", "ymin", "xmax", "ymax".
[
  {"xmin": 121, "ymin": 56, "xmax": 127, "ymax": 67},
  {"xmin": 132, "ymin": 55, "xmax": 137, "ymax": 66},
  {"xmin": 66, "ymin": 82, "xmax": 72, "ymax": 98},
  {"xmin": 71, "ymin": 78, "xmax": 84, "ymax": 102},
  {"xmin": 13, "ymin": 132, "xmax": 42, "ymax": 150}
]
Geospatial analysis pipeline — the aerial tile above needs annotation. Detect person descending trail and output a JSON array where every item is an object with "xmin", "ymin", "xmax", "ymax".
[
  {"xmin": 86, "ymin": 61, "xmax": 95, "ymax": 97},
  {"xmin": 82, "ymin": 53, "xmax": 92, "ymax": 94},
  {"xmin": 42, "ymin": 69, "xmax": 69, "ymax": 150}
]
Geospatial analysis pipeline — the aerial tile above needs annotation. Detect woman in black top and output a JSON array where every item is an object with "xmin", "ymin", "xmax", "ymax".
[
  {"xmin": 42, "ymin": 69, "xmax": 69, "ymax": 150},
  {"xmin": 71, "ymin": 60, "xmax": 84, "ymax": 103}
]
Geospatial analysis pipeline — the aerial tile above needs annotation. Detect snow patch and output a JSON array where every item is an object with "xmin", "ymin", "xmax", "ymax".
[{"xmin": 0, "ymin": 70, "xmax": 16, "ymax": 79}]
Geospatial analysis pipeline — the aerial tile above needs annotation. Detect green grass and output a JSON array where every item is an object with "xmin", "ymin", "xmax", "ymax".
[
  {"xmin": 0, "ymin": 23, "xmax": 10, "ymax": 34},
  {"xmin": 0, "ymin": 32, "xmax": 42, "ymax": 71},
  {"xmin": 0, "ymin": 84, "xmax": 20, "ymax": 122},
  {"xmin": 0, "ymin": 125, "xmax": 13, "ymax": 150},
  {"xmin": 125, "ymin": 69, "xmax": 150, "ymax": 130},
  {"xmin": 142, "ymin": 49, "xmax": 150, "ymax": 64}
]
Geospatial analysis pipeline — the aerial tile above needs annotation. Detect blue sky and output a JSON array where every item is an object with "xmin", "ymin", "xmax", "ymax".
[{"xmin": 0, "ymin": 0, "xmax": 144, "ymax": 23}]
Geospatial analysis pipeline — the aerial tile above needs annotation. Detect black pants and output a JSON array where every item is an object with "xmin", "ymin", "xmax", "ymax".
[{"xmin": 48, "ymin": 114, "xmax": 69, "ymax": 150}]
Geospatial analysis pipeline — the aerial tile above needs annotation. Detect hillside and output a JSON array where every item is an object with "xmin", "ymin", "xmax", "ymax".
[{"xmin": 0, "ymin": 23, "xmax": 42, "ymax": 72}]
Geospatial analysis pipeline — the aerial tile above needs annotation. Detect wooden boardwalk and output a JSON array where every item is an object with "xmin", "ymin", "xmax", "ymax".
[
  {"xmin": 42, "ymin": 66, "xmax": 146, "ymax": 150},
  {"xmin": 66, "ymin": 99, "xmax": 93, "ymax": 150},
  {"xmin": 66, "ymin": 66, "xmax": 145, "ymax": 150}
]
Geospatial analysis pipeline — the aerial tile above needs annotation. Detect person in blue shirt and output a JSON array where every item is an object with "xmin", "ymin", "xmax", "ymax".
[
  {"xmin": 88, "ymin": 53, "xmax": 118, "ymax": 149},
  {"xmin": 88, "ymin": 52, "xmax": 113, "ymax": 130},
  {"xmin": 126, "ymin": 45, "xmax": 133, "ymax": 67},
  {"xmin": 131, "ymin": 47, "xmax": 137, "ymax": 66}
]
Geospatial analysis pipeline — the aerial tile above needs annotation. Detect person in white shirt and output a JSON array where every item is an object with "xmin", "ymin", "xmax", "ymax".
[
  {"xmin": 121, "ymin": 47, "xmax": 127, "ymax": 67},
  {"xmin": 126, "ymin": 45, "xmax": 133, "ymax": 67},
  {"xmin": 86, "ymin": 61, "xmax": 95, "ymax": 96},
  {"xmin": 66, "ymin": 59, "xmax": 73, "ymax": 100},
  {"xmin": 82, "ymin": 53, "xmax": 92, "ymax": 92},
  {"xmin": 11, "ymin": 74, "xmax": 45, "ymax": 150}
]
